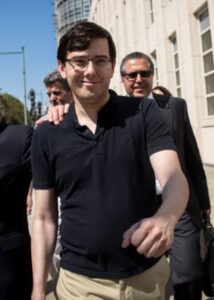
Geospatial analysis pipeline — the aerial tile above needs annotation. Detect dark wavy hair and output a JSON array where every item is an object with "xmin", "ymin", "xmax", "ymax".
[{"xmin": 57, "ymin": 21, "xmax": 116, "ymax": 64}]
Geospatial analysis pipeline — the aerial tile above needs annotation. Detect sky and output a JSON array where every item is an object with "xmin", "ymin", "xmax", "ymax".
[{"xmin": 0, "ymin": 1, "xmax": 57, "ymax": 109}]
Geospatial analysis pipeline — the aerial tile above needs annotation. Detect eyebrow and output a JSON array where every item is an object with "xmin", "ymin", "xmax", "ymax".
[
  {"xmin": 70, "ymin": 55, "xmax": 109, "ymax": 59},
  {"xmin": 47, "ymin": 91, "xmax": 63, "ymax": 96}
]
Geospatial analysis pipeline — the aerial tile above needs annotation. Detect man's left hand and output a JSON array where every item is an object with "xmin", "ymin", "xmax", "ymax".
[{"xmin": 48, "ymin": 103, "xmax": 70, "ymax": 124}]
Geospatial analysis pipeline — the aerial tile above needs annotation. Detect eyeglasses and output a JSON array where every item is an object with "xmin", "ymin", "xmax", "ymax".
[
  {"xmin": 65, "ymin": 57, "xmax": 111, "ymax": 71},
  {"xmin": 122, "ymin": 70, "xmax": 153, "ymax": 81}
]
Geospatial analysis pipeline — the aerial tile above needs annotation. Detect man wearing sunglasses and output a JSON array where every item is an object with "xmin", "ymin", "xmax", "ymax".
[
  {"xmin": 120, "ymin": 53, "xmax": 154, "ymax": 98},
  {"xmin": 120, "ymin": 51, "xmax": 211, "ymax": 300}
]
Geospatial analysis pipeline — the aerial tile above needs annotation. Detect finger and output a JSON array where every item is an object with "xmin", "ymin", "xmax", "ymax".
[
  {"xmin": 52, "ymin": 106, "xmax": 60, "ymax": 125},
  {"xmin": 64, "ymin": 103, "xmax": 70, "ymax": 113},
  {"xmin": 121, "ymin": 221, "xmax": 141, "ymax": 248},
  {"xmin": 130, "ymin": 224, "xmax": 150, "ymax": 247},
  {"xmin": 145, "ymin": 244, "xmax": 168, "ymax": 258},
  {"xmin": 58, "ymin": 105, "xmax": 65, "ymax": 121},
  {"xmin": 136, "ymin": 230, "xmax": 173, "ymax": 257},
  {"xmin": 146, "ymin": 237, "xmax": 172, "ymax": 258},
  {"xmin": 138, "ymin": 237, "xmax": 168, "ymax": 258},
  {"xmin": 48, "ymin": 106, "xmax": 54, "ymax": 122},
  {"xmin": 35, "ymin": 118, "xmax": 42, "ymax": 125},
  {"xmin": 133, "ymin": 228, "xmax": 159, "ymax": 255}
]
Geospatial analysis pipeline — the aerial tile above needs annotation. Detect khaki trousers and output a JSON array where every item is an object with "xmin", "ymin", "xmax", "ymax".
[{"xmin": 56, "ymin": 256, "xmax": 169, "ymax": 300}]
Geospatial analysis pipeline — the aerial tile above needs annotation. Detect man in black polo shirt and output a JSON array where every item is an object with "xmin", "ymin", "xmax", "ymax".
[{"xmin": 31, "ymin": 21, "xmax": 189, "ymax": 300}]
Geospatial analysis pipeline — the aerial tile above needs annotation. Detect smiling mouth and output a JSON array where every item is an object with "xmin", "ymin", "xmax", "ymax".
[
  {"xmin": 81, "ymin": 80, "xmax": 98, "ymax": 85},
  {"xmin": 134, "ymin": 87, "xmax": 145, "ymax": 90}
]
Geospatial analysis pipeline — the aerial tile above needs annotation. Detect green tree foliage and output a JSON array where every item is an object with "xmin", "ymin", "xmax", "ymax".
[{"xmin": 0, "ymin": 93, "xmax": 32, "ymax": 124}]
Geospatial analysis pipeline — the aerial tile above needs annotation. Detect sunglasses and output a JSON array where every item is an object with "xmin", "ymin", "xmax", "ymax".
[{"xmin": 122, "ymin": 70, "xmax": 153, "ymax": 81}]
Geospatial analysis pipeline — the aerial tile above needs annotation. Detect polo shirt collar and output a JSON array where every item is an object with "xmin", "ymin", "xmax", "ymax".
[{"xmin": 62, "ymin": 93, "xmax": 118, "ymax": 130}]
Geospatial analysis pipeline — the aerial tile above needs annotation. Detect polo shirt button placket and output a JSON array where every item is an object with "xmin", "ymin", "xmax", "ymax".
[{"xmin": 94, "ymin": 140, "xmax": 104, "ymax": 159}]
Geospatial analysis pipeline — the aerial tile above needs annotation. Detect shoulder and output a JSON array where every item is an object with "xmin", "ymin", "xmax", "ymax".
[
  {"xmin": 170, "ymin": 96, "xmax": 186, "ymax": 106},
  {"xmin": 169, "ymin": 97, "xmax": 188, "ymax": 116},
  {"xmin": 34, "ymin": 121, "xmax": 56, "ymax": 135},
  {"xmin": 1, "ymin": 125, "xmax": 33, "ymax": 152},
  {"xmin": 115, "ymin": 95, "xmax": 158, "ymax": 121},
  {"xmin": 4, "ymin": 124, "xmax": 33, "ymax": 137},
  {"xmin": 33, "ymin": 121, "xmax": 54, "ymax": 143},
  {"xmin": 33, "ymin": 119, "xmax": 69, "ymax": 148},
  {"xmin": 114, "ymin": 94, "xmax": 154, "ymax": 110}
]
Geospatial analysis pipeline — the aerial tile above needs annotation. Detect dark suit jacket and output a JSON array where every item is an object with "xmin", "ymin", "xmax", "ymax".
[
  {"xmin": 0, "ymin": 123, "xmax": 33, "ymax": 250},
  {"xmin": 153, "ymin": 93, "xmax": 210, "ymax": 226}
]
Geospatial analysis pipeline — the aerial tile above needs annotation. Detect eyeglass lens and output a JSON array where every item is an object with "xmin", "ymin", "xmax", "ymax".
[{"xmin": 125, "ymin": 70, "xmax": 152, "ymax": 79}]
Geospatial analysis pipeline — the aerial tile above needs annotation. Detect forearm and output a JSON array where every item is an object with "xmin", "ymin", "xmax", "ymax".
[
  {"xmin": 26, "ymin": 181, "xmax": 33, "ymax": 215},
  {"xmin": 156, "ymin": 169, "xmax": 189, "ymax": 225},
  {"xmin": 121, "ymin": 150, "xmax": 189, "ymax": 258},
  {"xmin": 31, "ymin": 215, "xmax": 57, "ymax": 296}
]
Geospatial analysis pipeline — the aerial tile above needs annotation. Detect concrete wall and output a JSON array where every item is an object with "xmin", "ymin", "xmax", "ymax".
[{"xmin": 89, "ymin": 0, "xmax": 214, "ymax": 164}]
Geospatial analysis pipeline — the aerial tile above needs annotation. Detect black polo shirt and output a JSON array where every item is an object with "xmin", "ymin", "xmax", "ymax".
[{"xmin": 32, "ymin": 94, "xmax": 176, "ymax": 279}]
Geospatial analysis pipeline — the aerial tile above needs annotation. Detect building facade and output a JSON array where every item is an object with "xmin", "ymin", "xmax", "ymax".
[
  {"xmin": 89, "ymin": 0, "xmax": 214, "ymax": 165},
  {"xmin": 54, "ymin": 0, "xmax": 91, "ymax": 43}
]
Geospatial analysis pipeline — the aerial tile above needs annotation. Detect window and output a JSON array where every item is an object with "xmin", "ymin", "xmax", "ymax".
[
  {"xmin": 170, "ymin": 34, "xmax": 182, "ymax": 97},
  {"xmin": 151, "ymin": 50, "xmax": 158, "ymax": 85},
  {"xmin": 198, "ymin": 8, "xmax": 214, "ymax": 116},
  {"xmin": 149, "ymin": 0, "xmax": 154, "ymax": 23}
]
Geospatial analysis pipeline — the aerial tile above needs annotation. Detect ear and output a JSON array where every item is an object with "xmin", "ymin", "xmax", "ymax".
[{"xmin": 58, "ymin": 60, "xmax": 67, "ymax": 79}]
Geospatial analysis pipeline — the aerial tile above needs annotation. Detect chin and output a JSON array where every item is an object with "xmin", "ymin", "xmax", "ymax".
[{"xmin": 133, "ymin": 92, "xmax": 144, "ymax": 98}]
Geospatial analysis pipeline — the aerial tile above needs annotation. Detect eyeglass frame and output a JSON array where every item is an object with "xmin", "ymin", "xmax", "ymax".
[
  {"xmin": 65, "ymin": 56, "xmax": 112, "ymax": 71},
  {"xmin": 122, "ymin": 70, "xmax": 153, "ymax": 81}
]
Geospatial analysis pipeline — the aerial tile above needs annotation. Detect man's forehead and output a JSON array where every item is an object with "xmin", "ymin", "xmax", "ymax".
[
  {"xmin": 125, "ymin": 58, "xmax": 149, "ymax": 68},
  {"xmin": 66, "ymin": 38, "xmax": 110, "ymax": 56},
  {"xmin": 47, "ymin": 81, "xmax": 64, "ymax": 90}
]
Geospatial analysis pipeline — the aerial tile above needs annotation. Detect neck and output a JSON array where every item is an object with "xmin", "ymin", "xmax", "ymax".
[{"xmin": 74, "ymin": 92, "xmax": 110, "ymax": 133}]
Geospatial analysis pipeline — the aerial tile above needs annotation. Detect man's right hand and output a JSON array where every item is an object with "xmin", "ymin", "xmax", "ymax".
[{"xmin": 121, "ymin": 215, "xmax": 175, "ymax": 258}]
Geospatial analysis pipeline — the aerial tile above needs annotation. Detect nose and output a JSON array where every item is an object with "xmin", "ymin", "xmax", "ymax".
[
  {"xmin": 84, "ymin": 60, "xmax": 96, "ymax": 74},
  {"xmin": 49, "ymin": 93, "xmax": 58, "ymax": 104},
  {"xmin": 50, "ymin": 93, "xmax": 56, "ymax": 100},
  {"xmin": 136, "ymin": 73, "xmax": 144, "ymax": 82}
]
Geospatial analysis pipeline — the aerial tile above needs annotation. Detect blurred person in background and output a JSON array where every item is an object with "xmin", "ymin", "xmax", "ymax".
[
  {"xmin": 28, "ymin": 70, "xmax": 73, "ymax": 292},
  {"xmin": 27, "ymin": 70, "xmax": 73, "ymax": 213},
  {"xmin": 0, "ymin": 100, "xmax": 33, "ymax": 299},
  {"xmin": 43, "ymin": 69, "xmax": 72, "ymax": 106},
  {"xmin": 43, "ymin": 70, "xmax": 73, "ymax": 286},
  {"xmin": 35, "ymin": 70, "xmax": 72, "ymax": 126},
  {"xmin": 152, "ymin": 85, "xmax": 172, "ymax": 97}
]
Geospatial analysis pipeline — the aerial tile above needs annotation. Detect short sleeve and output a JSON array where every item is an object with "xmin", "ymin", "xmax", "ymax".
[
  {"xmin": 142, "ymin": 99, "xmax": 176, "ymax": 156},
  {"xmin": 31, "ymin": 124, "xmax": 55, "ymax": 189}
]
